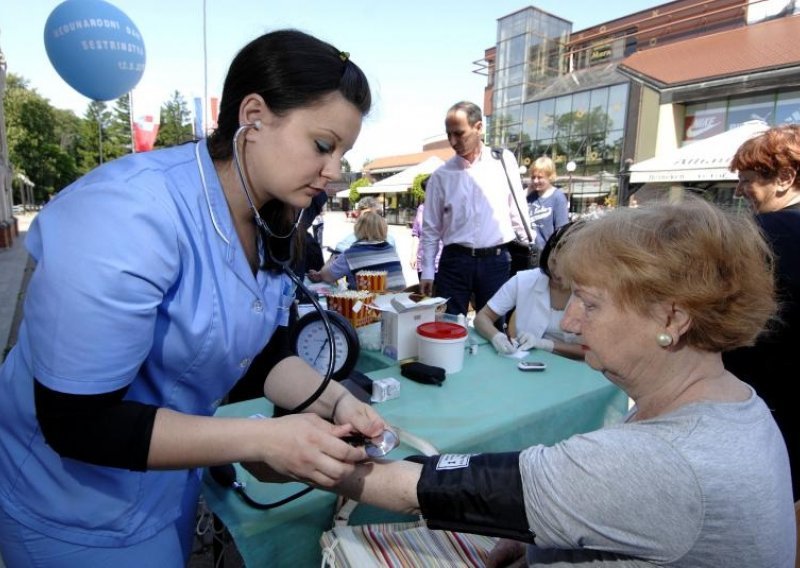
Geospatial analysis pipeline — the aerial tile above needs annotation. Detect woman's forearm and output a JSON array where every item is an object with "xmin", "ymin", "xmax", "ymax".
[
  {"xmin": 474, "ymin": 307, "xmax": 502, "ymax": 341},
  {"xmin": 334, "ymin": 459, "xmax": 422, "ymax": 515}
]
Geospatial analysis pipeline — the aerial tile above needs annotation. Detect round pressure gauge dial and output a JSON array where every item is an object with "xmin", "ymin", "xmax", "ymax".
[{"xmin": 290, "ymin": 309, "xmax": 359, "ymax": 382}]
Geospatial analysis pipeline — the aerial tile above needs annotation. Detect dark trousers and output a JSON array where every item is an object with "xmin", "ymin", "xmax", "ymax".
[
  {"xmin": 312, "ymin": 224, "xmax": 324, "ymax": 246},
  {"xmin": 434, "ymin": 246, "xmax": 510, "ymax": 317}
]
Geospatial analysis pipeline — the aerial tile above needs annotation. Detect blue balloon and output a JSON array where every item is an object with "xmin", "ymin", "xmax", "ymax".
[{"xmin": 44, "ymin": 0, "xmax": 146, "ymax": 101}]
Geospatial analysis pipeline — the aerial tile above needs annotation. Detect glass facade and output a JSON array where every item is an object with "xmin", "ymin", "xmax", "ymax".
[
  {"xmin": 489, "ymin": 8, "xmax": 570, "ymax": 149},
  {"xmin": 684, "ymin": 89, "xmax": 800, "ymax": 142},
  {"xmin": 518, "ymin": 83, "xmax": 629, "ymax": 210}
]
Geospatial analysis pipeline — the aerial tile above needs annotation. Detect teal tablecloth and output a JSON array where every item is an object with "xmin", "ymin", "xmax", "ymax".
[{"xmin": 201, "ymin": 339, "xmax": 628, "ymax": 567}]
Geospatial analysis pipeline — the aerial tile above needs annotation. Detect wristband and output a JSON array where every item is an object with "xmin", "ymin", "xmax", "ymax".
[{"xmin": 539, "ymin": 338, "xmax": 555, "ymax": 352}]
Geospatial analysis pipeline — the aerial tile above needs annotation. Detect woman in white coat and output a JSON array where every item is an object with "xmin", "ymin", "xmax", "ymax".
[{"xmin": 475, "ymin": 221, "xmax": 585, "ymax": 360}]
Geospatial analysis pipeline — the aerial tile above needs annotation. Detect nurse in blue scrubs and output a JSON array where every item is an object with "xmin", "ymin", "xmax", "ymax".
[{"xmin": 0, "ymin": 29, "xmax": 385, "ymax": 566}]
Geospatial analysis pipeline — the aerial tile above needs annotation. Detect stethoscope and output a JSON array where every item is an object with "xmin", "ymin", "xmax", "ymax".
[
  {"xmin": 201, "ymin": 123, "xmax": 338, "ymax": 509},
  {"xmin": 203, "ymin": 124, "xmax": 398, "ymax": 508},
  {"xmin": 229, "ymin": 121, "xmax": 336, "ymax": 413}
]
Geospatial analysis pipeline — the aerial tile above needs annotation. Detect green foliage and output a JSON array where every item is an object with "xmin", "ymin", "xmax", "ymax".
[
  {"xmin": 349, "ymin": 176, "xmax": 370, "ymax": 203},
  {"xmin": 410, "ymin": 173, "xmax": 430, "ymax": 200},
  {"xmin": 4, "ymin": 74, "xmax": 79, "ymax": 199},
  {"xmin": 155, "ymin": 91, "xmax": 194, "ymax": 148},
  {"xmin": 3, "ymin": 74, "xmax": 199, "ymax": 200}
]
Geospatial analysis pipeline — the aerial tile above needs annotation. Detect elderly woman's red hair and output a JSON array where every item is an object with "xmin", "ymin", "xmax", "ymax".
[{"xmin": 558, "ymin": 198, "xmax": 776, "ymax": 352}]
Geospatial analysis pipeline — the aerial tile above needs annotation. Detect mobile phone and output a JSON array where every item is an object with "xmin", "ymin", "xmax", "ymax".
[{"xmin": 518, "ymin": 361, "xmax": 547, "ymax": 372}]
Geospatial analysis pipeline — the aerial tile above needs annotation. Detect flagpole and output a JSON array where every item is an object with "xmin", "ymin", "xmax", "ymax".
[
  {"xmin": 129, "ymin": 90, "xmax": 136, "ymax": 153},
  {"xmin": 202, "ymin": 0, "xmax": 208, "ymax": 138}
]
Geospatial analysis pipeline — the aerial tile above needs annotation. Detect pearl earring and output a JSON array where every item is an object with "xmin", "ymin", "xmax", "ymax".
[{"xmin": 656, "ymin": 333, "xmax": 673, "ymax": 348}]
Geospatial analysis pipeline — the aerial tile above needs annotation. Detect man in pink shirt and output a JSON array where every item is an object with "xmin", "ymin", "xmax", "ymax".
[{"xmin": 419, "ymin": 101, "xmax": 530, "ymax": 317}]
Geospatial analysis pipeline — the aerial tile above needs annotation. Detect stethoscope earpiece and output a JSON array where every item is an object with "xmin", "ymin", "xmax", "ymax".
[{"xmin": 252, "ymin": 119, "xmax": 262, "ymax": 131}]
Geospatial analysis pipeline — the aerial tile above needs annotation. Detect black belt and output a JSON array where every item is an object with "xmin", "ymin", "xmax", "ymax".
[{"xmin": 444, "ymin": 243, "xmax": 507, "ymax": 258}]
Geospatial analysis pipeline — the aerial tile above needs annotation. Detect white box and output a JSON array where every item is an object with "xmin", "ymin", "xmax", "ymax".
[{"xmin": 372, "ymin": 293, "xmax": 447, "ymax": 360}]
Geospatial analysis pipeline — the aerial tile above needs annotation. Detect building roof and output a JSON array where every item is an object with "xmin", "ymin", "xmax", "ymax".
[
  {"xmin": 619, "ymin": 15, "xmax": 800, "ymax": 88},
  {"xmin": 363, "ymin": 148, "xmax": 454, "ymax": 174}
]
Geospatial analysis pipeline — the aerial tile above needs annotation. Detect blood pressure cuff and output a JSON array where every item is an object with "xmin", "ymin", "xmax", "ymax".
[{"xmin": 412, "ymin": 452, "xmax": 535, "ymax": 543}]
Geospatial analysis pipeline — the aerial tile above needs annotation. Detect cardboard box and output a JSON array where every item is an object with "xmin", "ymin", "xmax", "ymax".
[{"xmin": 372, "ymin": 293, "xmax": 447, "ymax": 360}]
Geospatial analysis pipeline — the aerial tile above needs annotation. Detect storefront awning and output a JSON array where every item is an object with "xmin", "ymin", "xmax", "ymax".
[
  {"xmin": 358, "ymin": 156, "xmax": 445, "ymax": 195},
  {"xmin": 629, "ymin": 120, "xmax": 769, "ymax": 184}
]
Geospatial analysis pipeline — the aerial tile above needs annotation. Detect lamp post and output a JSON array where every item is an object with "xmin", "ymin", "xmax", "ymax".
[{"xmin": 565, "ymin": 160, "xmax": 576, "ymax": 216}]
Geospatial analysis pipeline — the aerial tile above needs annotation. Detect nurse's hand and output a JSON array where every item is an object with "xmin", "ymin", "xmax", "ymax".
[
  {"xmin": 491, "ymin": 332, "xmax": 517, "ymax": 354},
  {"xmin": 516, "ymin": 332, "xmax": 554, "ymax": 352},
  {"xmin": 331, "ymin": 394, "xmax": 386, "ymax": 440},
  {"xmin": 257, "ymin": 413, "xmax": 368, "ymax": 487}
]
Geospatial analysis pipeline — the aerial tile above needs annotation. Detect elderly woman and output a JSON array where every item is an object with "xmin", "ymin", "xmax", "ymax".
[
  {"xmin": 323, "ymin": 199, "xmax": 796, "ymax": 566},
  {"xmin": 475, "ymin": 221, "xmax": 584, "ymax": 360},
  {"xmin": 308, "ymin": 211, "xmax": 405, "ymax": 290},
  {"xmin": 724, "ymin": 123, "xmax": 800, "ymax": 502}
]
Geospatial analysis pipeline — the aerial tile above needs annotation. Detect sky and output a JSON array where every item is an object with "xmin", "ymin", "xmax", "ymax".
[{"xmin": 1, "ymin": 0, "xmax": 662, "ymax": 168}]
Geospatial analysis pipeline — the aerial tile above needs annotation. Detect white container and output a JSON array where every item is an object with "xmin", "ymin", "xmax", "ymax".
[{"xmin": 416, "ymin": 322, "xmax": 468, "ymax": 374}]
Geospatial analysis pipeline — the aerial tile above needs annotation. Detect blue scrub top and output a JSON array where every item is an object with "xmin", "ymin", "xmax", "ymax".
[{"xmin": 0, "ymin": 141, "xmax": 294, "ymax": 546}]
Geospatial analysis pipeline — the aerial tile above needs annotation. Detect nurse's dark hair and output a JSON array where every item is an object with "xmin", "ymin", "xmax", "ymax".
[
  {"xmin": 539, "ymin": 220, "xmax": 582, "ymax": 278},
  {"xmin": 206, "ymin": 29, "xmax": 371, "ymax": 270},
  {"xmin": 208, "ymin": 29, "xmax": 371, "ymax": 159}
]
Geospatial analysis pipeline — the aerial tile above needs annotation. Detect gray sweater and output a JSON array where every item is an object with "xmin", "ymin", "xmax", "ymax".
[{"xmin": 519, "ymin": 387, "xmax": 795, "ymax": 566}]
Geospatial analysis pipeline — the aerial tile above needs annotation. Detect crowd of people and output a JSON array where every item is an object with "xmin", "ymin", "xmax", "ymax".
[{"xmin": 0, "ymin": 26, "xmax": 797, "ymax": 568}]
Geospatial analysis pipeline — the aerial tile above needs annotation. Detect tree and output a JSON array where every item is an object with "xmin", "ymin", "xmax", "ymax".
[
  {"xmin": 3, "ymin": 74, "xmax": 79, "ymax": 199},
  {"xmin": 348, "ymin": 176, "xmax": 370, "ymax": 203},
  {"xmin": 76, "ymin": 100, "xmax": 115, "ymax": 172},
  {"xmin": 106, "ymin": 94, "xmax": 133, "ymax": 159},
  {"xmin": 155, "ymin": 91, "xmax": 193, "ymax": 148},
  {"xmin": 410, "ymin": 173, "xmax": 429, "ymax": 200}
]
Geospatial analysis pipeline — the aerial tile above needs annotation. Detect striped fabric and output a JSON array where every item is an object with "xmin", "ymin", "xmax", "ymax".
[
  {"xmin": 320, "ymin": 521, "xmax": 498, "ymax": 567},
  {"xmin": 342, "ymin": 241, "xmax": 406, "ymax": 291}
]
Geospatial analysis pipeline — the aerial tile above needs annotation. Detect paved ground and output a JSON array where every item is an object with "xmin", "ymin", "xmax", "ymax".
[{"xmin": 0, "ymin": 212, "xmax": 35, "ymax": 360}]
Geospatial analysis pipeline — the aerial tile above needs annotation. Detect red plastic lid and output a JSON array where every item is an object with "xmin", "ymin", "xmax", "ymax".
[{"xmin": 416, "ymin": 321, "xmax": 468, "ymax": 340}]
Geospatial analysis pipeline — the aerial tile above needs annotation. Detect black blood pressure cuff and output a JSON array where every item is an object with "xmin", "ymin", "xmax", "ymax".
[{"xmin": 413, "ymin": 452, "xmax": 535, "ymax": 543}]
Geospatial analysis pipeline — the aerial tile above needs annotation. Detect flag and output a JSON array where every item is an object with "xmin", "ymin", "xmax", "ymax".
[
  {"xmin": 194, "ymin": 97, "xmax": 204, "ymax": 139},
  {"xmin": 132, "ymin": 114, "xmax": 160, "ymax": 152},
  {"xmin": 131, "ymin": 91, "xmax": 161, "ymax": 152}
]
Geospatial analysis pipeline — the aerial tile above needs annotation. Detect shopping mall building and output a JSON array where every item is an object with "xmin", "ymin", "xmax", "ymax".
[
  {"xmin": 477, "ymin": 0, "xmax": 800, "ymax": 211},
  {"xmin": 366, "ymin": 0, "xmax": 800, "ymax": 221}
]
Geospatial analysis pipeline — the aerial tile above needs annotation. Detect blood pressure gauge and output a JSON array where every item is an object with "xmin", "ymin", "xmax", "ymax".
[{"xmin": 290, "ymin": 309, "xmax": 359, "ymax": 381}]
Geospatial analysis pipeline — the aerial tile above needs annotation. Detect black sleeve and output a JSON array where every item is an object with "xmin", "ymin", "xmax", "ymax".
[
  {"xmin": 34, "ymin": 379, "xmax": 158, "ymax": 471},
  {"xmin": 227, "ymin": 324, "xmax": 294, "ymax": 404}
]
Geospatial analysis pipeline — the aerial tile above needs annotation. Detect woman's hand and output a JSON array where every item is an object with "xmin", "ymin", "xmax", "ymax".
[
  {"xmin": 255, "ymin": 413, "xmax": 368, "ymax": 487},
  {"xmin": 331, "ymin": 393, "xmax": 387, "ymax": 440},
  {"xmin": 491, "ymin": 332, "xmax": 517, "ymax": 354},
  {"xmin": 307, "ymin": 269, "xmax": 323, "ymax": 283},
  {"xmin": 486, "ymin": 538, "xmax": 527, "ymax": 567}
]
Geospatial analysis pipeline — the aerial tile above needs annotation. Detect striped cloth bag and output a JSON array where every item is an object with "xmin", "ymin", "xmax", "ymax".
[
  {"xmin": 320, "ymin": 519, "xmax": 498, "ymax": 567},
  {"xmin": 320, "ymin": 428, "xmax": 497, "ymax": 567}
]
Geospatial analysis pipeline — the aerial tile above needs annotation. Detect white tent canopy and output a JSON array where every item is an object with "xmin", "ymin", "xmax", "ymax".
[
  {"xmin": 629, "ymin": 120, "xmax": 769, "ymax": 184},
  {"xmin": 357, "ymin": 156, "xmax": 445, "ymax": 195}
]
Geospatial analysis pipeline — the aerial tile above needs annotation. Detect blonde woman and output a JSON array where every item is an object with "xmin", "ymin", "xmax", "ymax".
[
  {"xmin": 527, "ymin": 156, "xmax": 570, "ymax": 250},
  {"xmin": 308, "ymin": 211, "xmax": 406, "ymax": 290}
]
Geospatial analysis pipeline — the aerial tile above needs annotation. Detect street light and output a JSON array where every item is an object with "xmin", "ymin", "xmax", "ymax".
[{"xmin": 565, "ymin": 161, "xmax": 577, "ymax": 215}]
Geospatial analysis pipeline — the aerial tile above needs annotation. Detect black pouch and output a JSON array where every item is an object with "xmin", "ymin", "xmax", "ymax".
[{"xmin": 400, "ymin": 362, "xmax": 446, "ymax": 386}]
